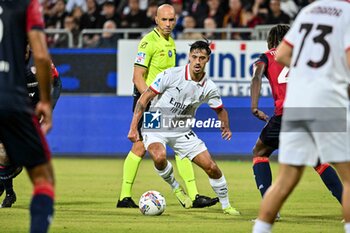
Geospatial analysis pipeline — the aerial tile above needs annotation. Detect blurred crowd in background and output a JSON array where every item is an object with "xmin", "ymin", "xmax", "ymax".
[{"xmin": 42, "ymin": 0, "xmax": 316, "ymax": 48}]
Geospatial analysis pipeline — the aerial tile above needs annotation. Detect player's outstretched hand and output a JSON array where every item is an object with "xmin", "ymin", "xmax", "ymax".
[
  {"xmin": 35, "ymin": 101, "xmax": 52, "ymax": 135},
  {"xmin": 252, "ymin": 108, "xmax": 269, "ymax": 122},
  {"xmin": 128, "ymin": 128, "xmax": 140, "ymax": 142},
  {"xmin": 221, "ymin": 126, "xmax": 232, "ymax": 141}
]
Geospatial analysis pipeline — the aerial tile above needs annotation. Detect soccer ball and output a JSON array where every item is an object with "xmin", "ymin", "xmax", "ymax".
[{"xmin": 139, "ymin": 190, "xmax": 166, "ymax": 216}]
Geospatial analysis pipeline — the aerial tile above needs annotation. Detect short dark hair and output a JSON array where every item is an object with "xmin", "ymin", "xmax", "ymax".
[
  {"xmin": 189, "ymin": 39, "xmax": 212, "ymax": 56},
  {"xmin": 267, "ymin": 24, "xmax": 290, "ymax": 49}
]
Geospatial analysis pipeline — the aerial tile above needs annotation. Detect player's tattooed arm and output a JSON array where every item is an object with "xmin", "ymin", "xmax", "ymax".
[
  {"xmin": 128, "ymin": 88, "xmax": 157, "ymax": 142},
  {"xmin": 134, "ymin": 101, "xmax": 146, "ymax": 115}
]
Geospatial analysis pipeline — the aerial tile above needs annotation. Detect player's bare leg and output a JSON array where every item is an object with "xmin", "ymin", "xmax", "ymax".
[
  {"xmin": 331, "ymin": 162, "xmax": 350, "ymax": 229},
  {"xmin": 117, "ymin": 141, "xmax": 145, "ymax": 208},
  {"xmin": 148, "ymin": 143, "xmax": 192, "ymax": 209},
  {"xmin": 253, "ymin": 164, "xmax": 304, "ymax": 233},
  {"xmin": 192, "ymin": 150, "xmax": 240, "ymax": 215}
]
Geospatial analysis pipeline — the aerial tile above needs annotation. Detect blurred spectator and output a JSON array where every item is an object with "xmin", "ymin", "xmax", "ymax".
[
  {"xmin": 65, "ymin": 0, "xmax": 87, "ymax": 13},
  {"xmin": 95, "ymin": 0, "xmax": 109, "ymax": 8},
  {"xmin": 96, "ymin": 20, "xmax": 120, "ymax": 48},
  {"xmin": 95, "ymin": 0, "xmax": 120, "ymax": 10},
  {"xmin": 240, "ymin": 6, "xmax": 263, "ymax": 39},
  {"xmin": 116, "ymin": 0, "xmax": 128, "ymax": 15},
  {"xmin": 178, "ymin": 15, "xmax": 203, "ymax": 40},
  {"xmin": 207, "ymin": 0, "xmax": 225, "ymax": 28},
  {"xmin": 222, "ymin": 0, "xmax": 245, "ymax": 39},
  {"xmin": 265, "ymin": 0, "xmax": 290, "ymax": 24},
  {"xmin": 80, "ymin": 0, "xmax": 104, "ymax": 47},
  {"xmin": 71, "ymin": 6, "xmax": 84, "ymax": 25},
  {"xmin": 219, "ymin": 0, "xmax": 229, "ymax": 14},
  {"xmin": 120, "ymin": 0, "xmax": 158, "ymax": 15},
  {"xmin": 46, "ymin": 0, "xmax": 68, "ymax": 28},
  {"xmin": 80, "ymin": 0, "xmax": 103, "ymax": 30},
  {"xmin": 146, "ymin": 1, "xmax": 158, "ymax": 27},
  {"xmin": 242, "ymin": 6, "xmax": 263, "ymax": 28},
  {"xmin": 54, "ymin": 15, "xmax": 80, "ymax": 47},
  {"xmin": 187, "ymin": 0, "xmax": 209, "ymax": 28},
  {"xmin": 46, "ymin": 24, "xmax": 57, "ymax": 48},
  {"xmin": 139, "ymin": 0, "xmax": 148, "ymax": 10},
  {"xmin": 120, "ymin": 0, "xmax": 151, "ymax": 38},
  {"xmin": 101, "ymin": 0, "xmax": 121, "ymax": 27},
  {"xmin": 43, "ymin": 0, "xmax": 58, "ymax": 26},
  {"xmin": 203, "ymin": 17, "xmax": 220, "ymax": 40},
  {"xmin": 280, "ymin": 0, "xmax": 299, "ymax": 19},
  {"xmin": 252, "ymin": 0, "xmax": 269, "ymax": 22},
  {"xmin": 172, "ymin": 0, "xmax": 188, "ymax": 39}
]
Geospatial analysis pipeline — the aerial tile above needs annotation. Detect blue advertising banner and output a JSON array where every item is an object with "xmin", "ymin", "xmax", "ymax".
[
  {"xmin": 50, "ymin": 48, "xmax": 117, "ymax": 93},
  {"xmin": 47, "ymin": 96, "xmax": 274, "ymax": 156}
]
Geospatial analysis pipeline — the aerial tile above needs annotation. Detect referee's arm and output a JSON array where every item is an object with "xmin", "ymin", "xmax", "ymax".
[{"xmin": 133, "ymin": 66, "xmax": 148, "ymax": 93}]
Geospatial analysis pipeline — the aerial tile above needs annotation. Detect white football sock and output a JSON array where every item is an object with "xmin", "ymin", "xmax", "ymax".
[
  {"xmin": 155, "ymin": 160, "xmax": 179, "ymax": 190},
  {"xmin": 209, "ymin": 175, "xmax": 230, "ymax": 209},
  {"xmin": 253, "ymin": 219, "xmax": 272, "ymax": 233}
]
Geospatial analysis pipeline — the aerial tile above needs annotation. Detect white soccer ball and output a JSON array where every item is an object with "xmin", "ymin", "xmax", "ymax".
[{"xmin": 139, "ymin": 190, "xmax": 166, "ymax": 216}]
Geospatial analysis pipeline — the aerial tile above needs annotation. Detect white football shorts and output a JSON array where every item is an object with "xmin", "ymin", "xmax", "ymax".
[
  {"xmin": 279, "ymin": 119, "xmax": 350, "ymax": 166},
  {"xmin": 142, "ymin": 131, "xmax": 207, "ymax": 160}
]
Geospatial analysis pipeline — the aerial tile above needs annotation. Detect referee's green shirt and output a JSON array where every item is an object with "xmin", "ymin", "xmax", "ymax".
[{"xmin": 134, "ymin": 28, "xmax": 176, "ymax": 86}]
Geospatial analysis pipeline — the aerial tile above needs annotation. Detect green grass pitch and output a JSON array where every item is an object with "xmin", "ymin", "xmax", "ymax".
[{"xmin": 0, "ymin": 158, "xmax": 344, "ymax": 233}]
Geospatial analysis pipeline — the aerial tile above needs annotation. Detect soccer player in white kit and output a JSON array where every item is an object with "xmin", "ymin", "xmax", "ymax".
[
  {"xmin": 128, "ymin": 40, "xmax": 240, "ymax": 215},
  {"xmin": 253, "ymin": 1, "xmax": 350, "ymax": 232}
]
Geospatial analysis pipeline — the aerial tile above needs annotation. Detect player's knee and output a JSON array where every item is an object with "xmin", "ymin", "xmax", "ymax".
[
  {"xmin": 28, "ymin": 163, "xmax": 55, "ymax": 186},
  {"xmin": 252, "ymin": 140, "xmax": 264, "ymax": 155},
  {"xmin": 205, "ymin": 162, "xmax": 221, "ymax": 179},
  {"xmin": 252, "ymin": 145, "xmax": 259, "ymax": 156},
  {"xmin": 253, "ymin": 144, "xmax": 271, "ymax": 157},
  {"xmin": 132, "ymin": 142, "xmax": 146, "ymax": 157},
  {"xmin": 150, "ymin": 151, "xmax": 167, "ymax": 168}
]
